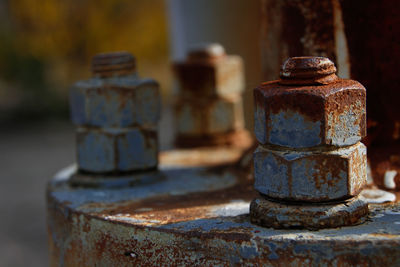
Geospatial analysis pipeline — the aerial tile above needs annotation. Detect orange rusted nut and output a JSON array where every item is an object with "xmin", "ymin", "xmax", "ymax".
[
  {"xmin": 254, "ymin": 57, "xmax": 366, "ymax": 149},
  {"xmin": 251, "ymin": 56, "xmax": 368, "ymax": 229}
]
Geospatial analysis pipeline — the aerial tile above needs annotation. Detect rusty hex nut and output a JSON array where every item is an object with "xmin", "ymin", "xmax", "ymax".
[
  {"xmin": 173, "ymin": 52, "xmax": 244, "ymax": 97},
  {"xmin": 70, "ymin": 78, "xmax": 160, "ymax": 128},
  {"xmin": 254, "ymin": 142, "xmax": 367, "ymax": 202},
  {"xmin": 174, "ymin": 96, "xmax": 244, "ymax": 136},
  {"xmin": 254, "ymin": 78, "xmax": 366, "ymax": 148},
  {"xmin": 77, "ymin": 127, "xmax": 158, "ymax": 173}
]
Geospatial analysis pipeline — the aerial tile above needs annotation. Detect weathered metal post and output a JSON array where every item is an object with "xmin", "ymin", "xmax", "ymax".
[
  {"xmin": 250, "ymin": 56, "xmax": 368, "ymax": 229},
  {"xmin": 173, "ymin": 43, "xmax": 250, "ymax": 147}
]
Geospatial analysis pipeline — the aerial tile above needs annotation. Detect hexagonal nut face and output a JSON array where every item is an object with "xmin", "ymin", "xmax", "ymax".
[
  {"xmin": 174, "ymin": 56, "xmax": 244, "ymax": 97},
  {"xmin": 174, "ymin": 96, "xmax": 244, "ymax": 136},
  {"xmin": 77, "ymin": 127, "xmax": 158, "ymax": 173},
  {"xmin": 254, "ymin": 79, "xmax": 366, "ymax": 148},
  {"xmin": 70, "ymin": 77, "xmax": 160, "ymax": 127},
  {"xmin": 254, "ymin": 142, "xmax": 367, "ymax": 202}
]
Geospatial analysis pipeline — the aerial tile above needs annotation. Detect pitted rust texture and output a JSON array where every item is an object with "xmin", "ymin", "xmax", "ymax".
[
  {"xmin": 254, "ymin": 142, "xmax": 366, "ymax": 202},
  {"xmin": 69, "ymin": 51, "xmax": 161, "ymax": 174},
  {"xmin": 250, "ymin": 195, "xmax": 368, "ymax": 230},
  {"xmin": 254, "ymin": 78, "xmax": 366, "ymax": 148},
  {"xmin": 280, "ymin": 57, "xmax": 338, "ymax": 85},
  {"xmin": 261, "ymin": 0, "xmax": 338, "ymax": 81},
  {"xmin": 339, "ymin": 0, "xmax": 400, "ymax": 191},
  {"xmin": 251, "ymin": 57, "xmax": 368, "ymax": 229},
  {"xmin": 47, "ymin": 154, "xmax": 400, "ymax": 266},
  {"xmin": 262, "ymin": 0, "xmax": 400, "ymax": 194},
  {"xmin": 173, "ymin": 43, "xmax": 250, "ymax": 148}
]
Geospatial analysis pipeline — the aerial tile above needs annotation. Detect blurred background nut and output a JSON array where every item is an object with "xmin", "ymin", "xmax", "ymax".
[
  {"xmin": 175, "ymin": 96, "xmax": 244, "ymax": 136},
  {"xmin": 70, "ymin": 79, "xmax": 160, "ymax": 128},
  {"xmin": 71, "ymin": 51, "xmax": 161, "ymax": 173},
  {"xmin": 70, "ymin": 52, "xmax": 160, "ymax": 128},
  {"xmin": 77, "ymin": 127, "xmax": 157, "ymax": 173},
  {"xmin": 173, "ymin": 43, "xmax": 244, "ymax": 97},
  {"xmin": 173, "ymin": 43, "xmax": 249, "ymax": 147},
  {"xmin": 254, "ymin": 142, "xmax": 367, "ymax": 202},
  {"xmin": 254, "ymin": 60, "xmax": 366, "ymax": 148}
]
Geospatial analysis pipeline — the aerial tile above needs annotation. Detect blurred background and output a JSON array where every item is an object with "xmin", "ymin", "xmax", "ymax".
[{"xmin": 0, "ymin": 0, "xmax": 261, "ymax": 266}]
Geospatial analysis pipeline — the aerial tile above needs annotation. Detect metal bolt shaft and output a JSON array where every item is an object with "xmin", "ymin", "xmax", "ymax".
[{"xmin": 91, "ymin": 51, "xmax": 136, "ymax": 77}]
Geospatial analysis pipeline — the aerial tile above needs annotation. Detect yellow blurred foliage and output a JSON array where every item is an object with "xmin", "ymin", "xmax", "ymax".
[{"xmin": 7, "ymin": 0, "xmax": 170, "ymax": 96}]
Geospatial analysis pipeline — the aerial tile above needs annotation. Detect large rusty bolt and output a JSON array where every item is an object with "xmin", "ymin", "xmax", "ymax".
[
  {"xmin": 254, "ymin": 57, "xmax": 366, "ymax": 149},
  {"xmin": 254, "ymin": 142, "xmax": 367, "ymax": 202},
  {"xmin": 69, "ymin": 51, "xmax": 160, "ymax": 173},
  {"xmin": 250, "ymin": 56, "xmax": 368, "ymax": 229}
]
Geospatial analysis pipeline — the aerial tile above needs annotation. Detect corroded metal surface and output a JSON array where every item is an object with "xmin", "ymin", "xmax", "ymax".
[
  {"xmin": 251, "ymin": 57, "xmax": 367, "ymax": 229},
  {"xmin": 254, "ymin": 79, "xmax": 366, "ymax": 148},
  {"xmin": 250, "ymin": 195, "xmax": 368, "ymax": 230},
  {"xmin": 254, "ymin": 142, "xmax": 367, "ymax": 202},
  {"xmin": 261, "ymin": 0, "xmax": 400, "ymax": 195},
  {"xmin": 47, "ymin": 150, "xmax": 400, "ymax": 266},
  {"xmin": 69, "ymin": 52, "xmax": 161, "ymax": 173},
  {"xmin": 280, "ymin": 56, "xmax": 338, "ymax": 85},
  {"xmin": 173, "ymin": 43, "xmax": 249, "ymax": 148}
]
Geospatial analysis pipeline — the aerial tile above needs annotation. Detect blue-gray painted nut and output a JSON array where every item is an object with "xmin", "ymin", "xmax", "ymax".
[
  {"xmin": 254, "ymin": 142, "xmax": 367, "ymax": 202},
  {"xmin": 70, "ymin": 76, "xmax": 160, "ymax": 127},
  {"xmin": 254, "ymin": 79, "xmax": 366, "ymax": 148},
  {"xmin": 175, "ymin": 96, "xmax": 244, "ymax": 136},
  {"xmin": 77, "ymin": 127, "xmax": 157, "ymax": 173}
]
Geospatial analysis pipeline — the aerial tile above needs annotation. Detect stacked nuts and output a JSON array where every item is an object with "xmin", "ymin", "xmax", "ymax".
[
  {"xmin": 250, "ymin": 57, "xmax": 369, "ymax": 229},
  {"xmin": 173, "ymin": 43, "xmax": 246, "ymax": 147},
  {"xmin": 69, "ymin": 52, "xmax": 160, "ymax": 173}
]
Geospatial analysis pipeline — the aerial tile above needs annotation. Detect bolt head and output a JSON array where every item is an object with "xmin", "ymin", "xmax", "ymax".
[
  {"xmin": 77, "ymin": 127, "xmax": 158, "ymax": 173},
  {"xmin": 70, "ymin": 77, "xmax": 160, "ymax": 127},
  {"xmin": 254, "ymin": 79, "xmax": 366, "ymax": 148},
  {"xmin": 254, "ymin": 142, "xmax": 367, "ymax": 202}
]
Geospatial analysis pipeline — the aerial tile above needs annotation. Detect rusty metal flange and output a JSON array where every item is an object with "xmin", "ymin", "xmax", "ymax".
[{"xmin": 250, "ymin": 195, "xmax": 369, "ymax": 230}]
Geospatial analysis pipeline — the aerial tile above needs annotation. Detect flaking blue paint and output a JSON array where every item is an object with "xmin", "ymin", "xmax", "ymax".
[
  {"xmin": 268, "ymin": 110, "xmax": 321, "ymax": 148},
  {"xmin": 77, "ymin": 131, "xmax": 114, "ymax": 172},
  {"xmin": 254, "ymin": 148, "xmax": 289, "ymax": 197},
  {"xmin": 117, "ymin": 129, "xmax": 157, "ymax": 170}
]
